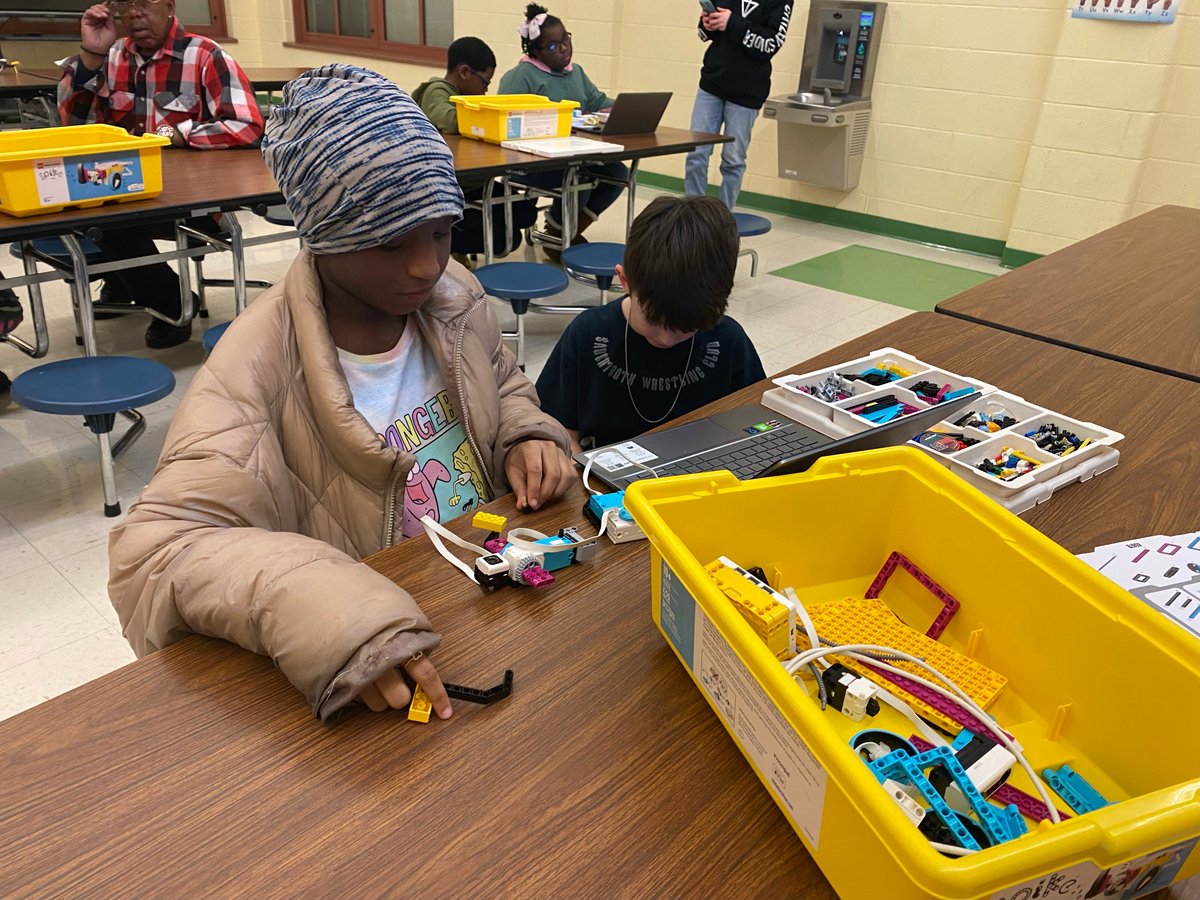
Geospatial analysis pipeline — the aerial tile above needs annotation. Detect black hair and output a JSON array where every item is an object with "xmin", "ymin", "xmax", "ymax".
[
  {"xmin": 447, "ymin": 36, "xmax": 497, "ymax": 73},
  {"xmin": 521, "ymin": 4, "xmax": 564, "ymax": 55},
  {"xmin": 623, "ymin": 195, "xmax": 738, "ymax": 332}
]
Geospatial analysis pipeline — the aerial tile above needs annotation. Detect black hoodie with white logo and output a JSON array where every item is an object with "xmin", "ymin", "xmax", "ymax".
[{"xmin": 698, "ymin": 0, "xmax": 793, "ymax": 110}]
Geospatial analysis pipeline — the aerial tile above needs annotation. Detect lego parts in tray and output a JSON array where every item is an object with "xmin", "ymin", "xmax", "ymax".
[{"xmin": 768, "ymin": 347, "xmax": 1123, "ymax": 496}]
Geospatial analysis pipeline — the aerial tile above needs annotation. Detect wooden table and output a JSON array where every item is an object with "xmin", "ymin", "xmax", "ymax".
[
  {"xmin": 937, "ymin": 205, "xmax": 1200, "ymax": 383},
  {"xmin": 0, "ymin": 66, "xmax": 59, "ymax": 99},
  {"xmin": 0, "ymin": 66, "xmax": 308, "ymax": 99},
  {"xmin": 0, "ymin": 313, "xmax": 1196, "ymax": 897}
]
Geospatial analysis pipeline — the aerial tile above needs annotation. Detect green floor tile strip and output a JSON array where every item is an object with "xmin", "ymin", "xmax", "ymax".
[{"xmin": 769, "ymin": 245, "xmax": 995, "ymax": 311}]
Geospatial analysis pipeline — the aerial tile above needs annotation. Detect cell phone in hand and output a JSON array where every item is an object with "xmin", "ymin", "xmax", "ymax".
[{"xmin": 699, "ymin": 0, "xmax": 717, "ymax": 13}]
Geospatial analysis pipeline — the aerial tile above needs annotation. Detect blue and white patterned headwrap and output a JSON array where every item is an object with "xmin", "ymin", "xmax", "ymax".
[{"xmin": 261, "ymin": 65, "xmax": 464, "ymax": 255}]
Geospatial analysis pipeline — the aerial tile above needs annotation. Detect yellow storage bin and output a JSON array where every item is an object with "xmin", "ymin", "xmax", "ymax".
[
  {"xmin": 624, "ymin": 448, "xmax": 1200, "ymax": 900},
  {"xmin": 0, "ymin": 124, "xmax": 169, "ymax": 217},
  {"xmin": 450, "ymin": 94, "xmax": 578, "ymax": 144}
]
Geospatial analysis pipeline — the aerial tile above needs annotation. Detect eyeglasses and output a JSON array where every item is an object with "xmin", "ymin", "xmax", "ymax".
[
  {"xmin": 467, "ymin": 66, "xmax": 491, "ymax": 89},
  {"xmin": 105, "ymin": 0, "xmax": 164, "ymax": 15},
  {"xmin": 542, "ymin": 33, "xmax": 572, "ymax": 53}
]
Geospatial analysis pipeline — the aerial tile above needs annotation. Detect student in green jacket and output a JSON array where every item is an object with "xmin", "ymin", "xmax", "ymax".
[
  {"xmin": 414, "ymin": 37, "xmax": 535, "ymax": 267},
  {"xmin": 497, "ymin": 4, "xmax": 627, "ymax": 262},
  {"xmin": 412, "ymin": 36, "xmax": 496, "ymax": 135}
]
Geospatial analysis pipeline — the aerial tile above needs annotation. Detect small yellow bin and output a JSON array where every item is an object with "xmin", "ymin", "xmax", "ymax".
[
  {"xmin": 450, "ymin": 94, "xmax": 579, "ymax": 144},
  {"xmin": 624, "ymin": 448, "xmax": 1200, "ymax": 900},
  {"xmin": 0, "ymin": 124, "xmax": 169, "ymax": 217}
]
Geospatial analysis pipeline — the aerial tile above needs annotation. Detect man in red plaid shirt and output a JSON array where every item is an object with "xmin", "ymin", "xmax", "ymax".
[{"xmin": 57, "ymin": 0, "xmax": 264, "ymax": 347}]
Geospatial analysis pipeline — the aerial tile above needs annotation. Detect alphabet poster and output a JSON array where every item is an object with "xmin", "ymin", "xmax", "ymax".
[{"xmin": 1072, "ymin": 0, "xmax": 1178, "ymax": 23}]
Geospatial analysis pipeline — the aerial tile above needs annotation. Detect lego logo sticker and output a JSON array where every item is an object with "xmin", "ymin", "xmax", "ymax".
[{"xmin": 990, "ymin": 837, "xmax": 1198, "ymax": 900}]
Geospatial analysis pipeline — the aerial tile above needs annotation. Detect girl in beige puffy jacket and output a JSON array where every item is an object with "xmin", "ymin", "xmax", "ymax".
[{"xmin": 108, "ymin": 65, "xmax": 575, "ymax": 722}]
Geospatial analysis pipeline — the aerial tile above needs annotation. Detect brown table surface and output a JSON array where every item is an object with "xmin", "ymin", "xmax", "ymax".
[
  {"xmin": 1, "ymin": 313, "xmax": 1196, "ymax": 897},
  {"xmin": 0, "ymin": 66, "xmax": 60, "ymax": 98},
  {"xmin": 0, "ymin": 66, "xmax": 309, "ymax": 97},
  {"xmin": 937, "ymin": 205, "xmax": 1200, "ymax": 383},
  {"xmin": 443, "ymin": 126, "xmax": 730, "ymax": 177},
  {"xmin": 0, "ymin": 127, "xmax": 725, "ymax": 240}
]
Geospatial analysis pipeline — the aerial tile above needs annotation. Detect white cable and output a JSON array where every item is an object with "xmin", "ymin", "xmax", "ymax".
[
  {"xmin": 875, "ymin": 689, "xmax": 948, "ymax": 748},
  {"xmin": 783, "ymin": 641, "xmax": 1060, "ymax": 824},
  {"xmin": 581, "ymin": 445, "xmax": 658, "ymax": 496},
  {"xmin": 930, "ymin": 842, "xmax": 977, "ymax": 857},
  {"xmin": 784, "ymin": 586, "xmax": 821, "ymax": 663},
  {"xmin": 502, "ymin": 526, "xmax": 596, "ymax": 554},
  {"xmin": 420, "ymin": 515, "xmax": 484, "ymax": 582},
  {"xmin": 836, "ymin": 651, "xmax": 1060, "ymax": 826},
  {"xmin": 420, "ymin": 515, "xmax": 490, "ymax": 556}
]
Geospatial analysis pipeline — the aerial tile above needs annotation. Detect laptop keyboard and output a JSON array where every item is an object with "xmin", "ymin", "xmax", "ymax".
[{"xmin": 648, "ymin": 430, "xmax": 823, "ymax": 481}]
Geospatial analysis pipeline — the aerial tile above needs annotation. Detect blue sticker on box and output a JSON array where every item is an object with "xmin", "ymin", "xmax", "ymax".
[
  {"xmin": 660, "ymin": 561, "xmax": 696, "ymax": 670},
  {"xmin": 33, "ymin": 149, "xmax": 147, "ymax": 208}
]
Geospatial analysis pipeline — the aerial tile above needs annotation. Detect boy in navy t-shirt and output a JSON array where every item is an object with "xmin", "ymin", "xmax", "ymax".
[{"xmin": 536, "ymin": 195, "xmax": 765, "ymax": 452}]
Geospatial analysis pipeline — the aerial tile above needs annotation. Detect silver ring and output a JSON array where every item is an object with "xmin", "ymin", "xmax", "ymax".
[{"xmin": 404, "ymin": 651, "xmax": 423, "ymax": 667}]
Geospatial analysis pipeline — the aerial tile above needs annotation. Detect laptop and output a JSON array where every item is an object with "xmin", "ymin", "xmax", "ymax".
[
  {"xmin": 572, "ymin": 92, "xmax": 672, "ymax": 135},
  {"xmin": 577, "ymin": 391, "xmax": 977, "ymax": 491}
]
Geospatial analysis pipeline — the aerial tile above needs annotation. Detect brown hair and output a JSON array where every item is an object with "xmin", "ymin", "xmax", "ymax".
[{"xmin": 622, "ymin": 195, "xmax": 738, "ymax": 332}]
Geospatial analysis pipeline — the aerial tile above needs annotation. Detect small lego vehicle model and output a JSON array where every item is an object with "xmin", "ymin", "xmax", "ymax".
[{"xmin": 76, "ymin": 160, "xmax": 133, "ymax": 191}]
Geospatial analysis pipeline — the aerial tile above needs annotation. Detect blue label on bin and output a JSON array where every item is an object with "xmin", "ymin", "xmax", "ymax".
[
  {"xmin": 506, "ymin": 113, "xmax": 521, "ymax": 140},
  {"xmin": 660, "ymin": 561, "xmax": 696, "ymax": 670},
  {"xmin": 65, "ymin": 150, "xmax": 145, "ymax": 200},
  {"xmin": 34, "ymin": 150, "xmax": 147, "ymax": 208}
]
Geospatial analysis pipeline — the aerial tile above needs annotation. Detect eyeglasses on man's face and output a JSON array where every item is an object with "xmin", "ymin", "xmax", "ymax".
[
  {"xmin": 542, "ymin": 33, "xmax": 572, "ymax": 54},
  {"xmin": 468, "ymin": 67, "xmax": 492, "ymax": 89},
  {"xmin": 106, "ymin": 0, "xmax": 164, "ymax": 16}
]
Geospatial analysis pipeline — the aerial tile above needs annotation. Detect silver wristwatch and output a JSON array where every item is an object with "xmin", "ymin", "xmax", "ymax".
[{"xmin": 156, "ymin": 124, "xmax": 176, "ymax": 140}]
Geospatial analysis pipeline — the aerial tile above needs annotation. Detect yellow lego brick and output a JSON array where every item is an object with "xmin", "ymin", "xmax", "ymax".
[
  {"xmin": 472, "ymin": 511, "xmax": 507, "ymax": 533},
  {"xmin": 706, "ymin": 560, "xmax": 791, "ymax": 659},
  {"xmin": 802, "ymin": 597, "xmax": 1006, "ymax": 733},
  {"xmin": 407, "ymin": 685, "xmax": 433, "ymax": 723}
]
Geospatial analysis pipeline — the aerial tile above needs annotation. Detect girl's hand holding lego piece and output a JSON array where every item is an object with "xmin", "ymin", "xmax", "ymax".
[
  {"xmin": 505, "ymin": 439, "xmax": 576, "ymax": 511},
  {"xmin": 359, "ymin": 653, "xmax": 452, "ymax": 719}
]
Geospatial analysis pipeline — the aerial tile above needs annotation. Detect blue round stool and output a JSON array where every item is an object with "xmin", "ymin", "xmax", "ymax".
[
  {"xmin": 263, "ymin": 204, "xmax": 294, "ymax": 227},
  {"xmin": 561, "ymin": 242, "xmax": 625, "ymax": 303},
  {"xmin": 202, "ymin": 321, "xmax": 231, "ymax": 353},
  {"xmin": 474, "ymin": 262, "xmax": 569, "ymax": 368},
  {"xmin": 733, "ymin": 213, "xmax": 772, "ymax": 277},
  {"xmin": 10, "ymin": 237, "xmax": 108, "ymax": 347},
  {"xmin": 13, "ymin": 356, "xmax": 175, "ymax": 517}
]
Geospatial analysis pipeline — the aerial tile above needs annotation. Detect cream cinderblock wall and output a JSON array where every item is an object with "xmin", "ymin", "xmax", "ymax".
[{"xmin": 232, "ymin": 0, "xmax": 1196, "ymax": 257}]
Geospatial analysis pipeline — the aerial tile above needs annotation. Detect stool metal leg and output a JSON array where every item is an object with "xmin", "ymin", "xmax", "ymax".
[
  {"xmin": 84, "ymin": 412, "xmax": 122, "ymax": 517},
  {"xmin": 2, "ymin": 244, "xmax": 51, "ymax": 358},
  {"xmin": 62, "ymin": 234, "xmax": 100, "ymax": 357},
  {"xmin": 225, "ymin": 212, "xmax": 249, "ymax": 313},
  {"xmin": 111, "ymin": 409, "xmax": 146, "ymax": 458},
  {"xmin": 738, "ymin": 247, "xmax": 760, "ymax": 278}
]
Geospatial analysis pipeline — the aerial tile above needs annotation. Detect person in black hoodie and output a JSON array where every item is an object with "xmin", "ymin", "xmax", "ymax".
[{"xmin": 684, "ymin": 0, "xmax": 793, "ymax": 210}]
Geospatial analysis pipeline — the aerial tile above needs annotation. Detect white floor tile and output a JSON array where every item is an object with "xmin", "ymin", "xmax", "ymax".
[
  {"xmin": 0, "ymin": 563, "xmax": 110, "ymax": 673},
  {"xmin": 0, "ymin": 628, "xmax": 135, "ymax": 722},
  {"xmin": 0, "ymin": 510, "xmax": 49, "ymax": 578},
  {"xmin": 50, "ymin": 542, "xmax": 122, "ymax": 630},
  {"xmin": 1, "ymin": 472, "xmax": 144, "ymax": 563}
]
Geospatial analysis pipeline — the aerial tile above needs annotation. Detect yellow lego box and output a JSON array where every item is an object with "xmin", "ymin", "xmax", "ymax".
[
  {"xmin": 0, "ymin": 124, "xmax": 169, "ymax": 217},
  {"xmin": 625, "ymin": 448, "xmax": 1200, "ymax": 900}
]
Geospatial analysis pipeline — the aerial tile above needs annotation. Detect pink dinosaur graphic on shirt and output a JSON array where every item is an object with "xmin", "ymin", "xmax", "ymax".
[{"xmin": 402, "ymin": 458, "xmax": 452, "ymax": 535}]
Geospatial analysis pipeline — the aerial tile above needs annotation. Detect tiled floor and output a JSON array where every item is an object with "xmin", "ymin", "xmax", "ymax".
[{"xmin": 0, "ymin": 187, "xmax": 1007, "ymax": 720}]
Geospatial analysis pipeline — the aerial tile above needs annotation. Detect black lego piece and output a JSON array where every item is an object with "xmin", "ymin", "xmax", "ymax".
[{"xmin": 442, "ymin": 670, "xmax": 514, "ymax": 705}]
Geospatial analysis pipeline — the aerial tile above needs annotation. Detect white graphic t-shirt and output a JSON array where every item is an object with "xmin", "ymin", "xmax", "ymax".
[{"xmin": 337, "ymin": 318, "xmax": 487, "ymax": 538}]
